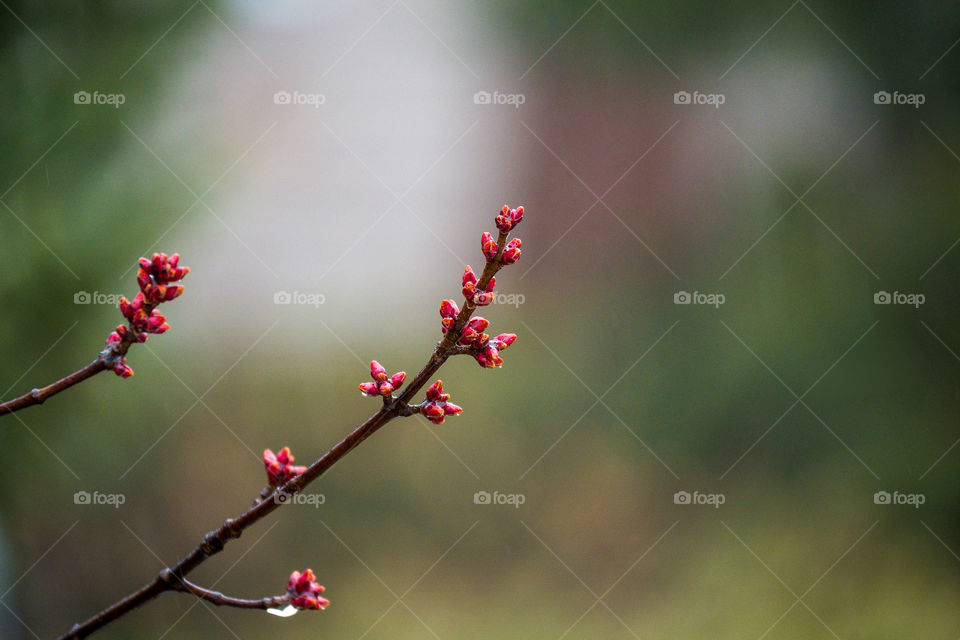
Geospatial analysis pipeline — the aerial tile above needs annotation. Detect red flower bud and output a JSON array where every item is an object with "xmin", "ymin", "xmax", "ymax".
[
  {"xmin": 495, "ymin": 205, "xmax": 524, "ymax": 232},
  {"xmin": 113, "ymin": 359, "xmax": 134, "ymax": 378},
  {"xmin": 164, "ymin": 285, "xmax": 184, "ymax": 301},
  {"xmin": 118, "ymin": 297, "xmax": 134, "ymax": 319},
  {"xmin": 501, "ymin": 238, "xmax": 522, "ymax": 264},
  {"xmin": 421, "ymin": 380, "xmax": 459, "ymax": 424},
  {"xmin": 287, "ymin": 569, "xmax": 329, "ymax": 610},
  {"xmin": 493, "ymin": 333, "xmax": 517, "ymax": 349},
  {"xmin": 422, "ymin": 403, "xmax": 446, "ymax": 424},
  {"xmin": 481, "ymin": 232, "xmax": 498, "ymax": 261},
  {"xmin": 426, "ymin": 380, "xmax": 444, "ymax": 402},
  {"xmin": 475, "ymin": 292, "xmax": 493, "ymax": 306},
  {"xmin": 466, "ymin": 317, "xmax": 489, "ymax": 333},
  {"xmin": 137, "ymin": 268, "xmax": 150, "ymax": 291},
  {"xmin": 360, "ymin": 361, "xmax": 405, "ymax": 398},
  {"xmin": 264, "ymin": 447, "xmax": 307, "ymax": 486},
  {"xmin": 442, "ymin": 402, "xmax": 462, "ymax": 415},
  {"xmin": 439, "ymin": 299, "xmax": 459, "ymax": 318},
  {"xmin": 441, "ymin": 317, "xmax": 456, "ymax": 334}
]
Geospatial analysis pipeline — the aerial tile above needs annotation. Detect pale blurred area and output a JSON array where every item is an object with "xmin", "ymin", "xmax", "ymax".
[{"xmin": 2, "ymin": 2, "xmax": 960, "ymax": 639}]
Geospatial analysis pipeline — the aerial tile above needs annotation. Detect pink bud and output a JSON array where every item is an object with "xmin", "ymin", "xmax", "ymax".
[
  {"xmin": 113, "ymin": 361, "xmax": 134, "ymax": 378},
  {"xmin": 146, "ymin": 313, "xmax": 167, "ymax": 332},
  {"xmin": 358, "ymin": 382, "xmax": 379, "ymax": 396},
  {"xmin": 481, "ymin": 232, "xmax": 498, "ymax": 261},
  {"xmin": 137, "ymin": 269, "xmax": 150, "ymax": 291},
  {"xmin": 106, "ymin": 332, "xmax": 121, "ymax": 344},
  {"xmin": 378, "ymin": 382, "xmax": 394, "ymax": 396},
  {"xmin": 164, "ymin": 285, "xmax": 184, "ymax": 301},
  {"xmin": 485, "ymin": 277, "xmax": 496, "ymax": 292},
  {"xmin": 439, "ymin": 300, "xmax": 459, "ymax": 318},
  {"xmin": 422, "ymin": 403, "xmax": 446, "ymax": 424},
  {"xmin": 138, "ymin": 257, "xmax": 152, "ymax": 271},
  {"xmin": 441, "ymin": 317, "xmax": 456, "ymax": 334},
  {"xmin": 169, "ymin": 253, "xmax": 180, "ymax": 268},
  {"xmin": 426, "ymin": 380, "xmax": 444, "ymax": 402},
  {"xmin": 462, "ymin": 266, "xmax": 477, "ymax": 286},
  {"xmin": 459, "ymin": 327, "xmax": 479, "ymax": 345},
  {"xmin": 118, "ymin": 297, "xmax": 133, "ymax": 319},
  {"xmin": 442, "ymin": 402, "xmax": 462, "ymax": 416},
  {"xmin": 390, "ymin": 372, "xmax": 406, "ymax": 388},
  {"xmin": 494, "ymin": 333, "xmax": 517, "ymax": 348},
  {"xmin": 466, "ymin": 317, "xmax": 490, "ymax": 333},
  {"xmin": 370, "ymin": 361, "xmax": 387, "ymax": 382},
  {"xmin": 501, "ymin": 238, "xmax": 522, "ymax": 264},
  {"xmin": 475, "ymin": 292, "xmax": 493, "ymax": 306}
]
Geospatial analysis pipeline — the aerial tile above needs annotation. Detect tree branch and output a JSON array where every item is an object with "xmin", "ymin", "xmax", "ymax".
[{"xmin": 57, "ymin": 221, "xmax": 521, "ymax": 639}]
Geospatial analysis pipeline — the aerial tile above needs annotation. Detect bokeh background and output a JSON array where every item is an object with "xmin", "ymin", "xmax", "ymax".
[{"xmin": 2, "ymin": 1, "xmax": 960, "ymax": 638}]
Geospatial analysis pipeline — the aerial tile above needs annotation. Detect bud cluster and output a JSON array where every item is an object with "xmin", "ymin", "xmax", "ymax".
[
  {"xmin": 286, "ymin": 569, "xmax": 329, "ymax": 610},
  {"xmin": 419, "ymin": 380, "xmax": 462, "ymax": 424},
  {"xmin": 462, "ymin": 266, "xmax": 495, "ymax": 306},
  {"xmin": 105, "ymin": 253, "xmax": 189, "ymax": 377},
  {"xmin": 358, "ymin": 361, "xmax": 406, "ymax": 397},
  {"xmin": 263, "ymin": 447, "xmax": 307, "ymax": 486}
]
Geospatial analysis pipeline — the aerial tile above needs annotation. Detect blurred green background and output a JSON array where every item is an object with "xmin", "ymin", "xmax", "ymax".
[{"xmin": 2, "ymin": 1, "xmax": 960, "ymax": 638}]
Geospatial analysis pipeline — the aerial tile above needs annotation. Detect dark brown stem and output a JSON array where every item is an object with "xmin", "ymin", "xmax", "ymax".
[
  {"xmin": 57, "ymin": 229, "xmax": 515, "ymax": 640},
  {"xmin": 0, "ymin": 358, "xmax": 107, "ymax": 416},
  {"xmin": 0, "ymin": 299, "xmax": 159, "ymax": 418},
  {"xmin": 173, "ymin": 577, "xmax": 290, "ymax": 609}
]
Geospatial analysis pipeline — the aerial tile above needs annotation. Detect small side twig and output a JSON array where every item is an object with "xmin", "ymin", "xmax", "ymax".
[{"xmin": 0, "ymin": 253, "xmax": 189, "ymax": 418}]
